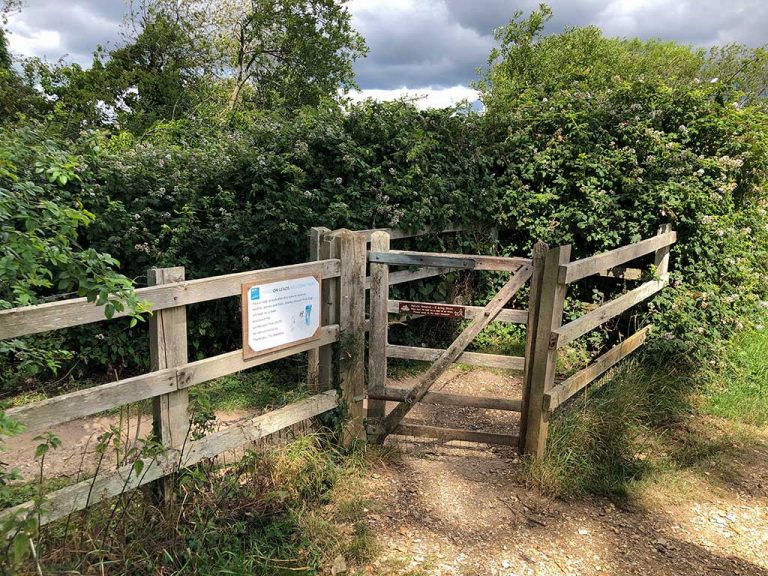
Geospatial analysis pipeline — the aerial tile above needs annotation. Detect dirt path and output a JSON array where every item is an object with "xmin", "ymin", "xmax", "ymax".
[
  {"xmin": 5, "ymin": 367, "xmax": 767, "ymax": 575},
  {"xmin": 4, "ymin": 406, "xmax": 256, "ymax": 482},
  {"xmin": 358, "ymin": 367, "xmax": 768, "ymax": 576}
]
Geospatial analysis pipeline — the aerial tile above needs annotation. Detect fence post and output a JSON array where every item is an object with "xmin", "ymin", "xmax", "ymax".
[
  {"xmin": 519, "ymin": 241, "xmax": 548, "ymax": 452},
  {"xmin": 335, "ymin": 230, "xmax": 367, "ymax": 445},
  {"xmin": 367, "ymin": 231, "xmax": 390, "ymax": 437},
  {"xmin": 147, "ymin": 266, "xmax": 189, "ymax": 500},
  {"xmin": 319, "ymin": 231, "xmax": 339, "ymax": 391},
  {"xmin": 522, "ymin": 245, "xmax": 571, "ymax": 459},
  {"xmin": 307, "ymin": 226, "xmax": 331, "ymax": 392},
  {"xmin": 654, "ymin": 223, "xmax": 672, "ymax": 277}
]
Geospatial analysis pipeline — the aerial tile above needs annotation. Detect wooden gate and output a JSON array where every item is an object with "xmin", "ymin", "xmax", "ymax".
[
  {"xmin": 364, "ymin": 230, "xmax": 539, "ymax": 448},
  {"xmin": 360, "ymin": 226, "xmax": 677, "ymax": 456}
]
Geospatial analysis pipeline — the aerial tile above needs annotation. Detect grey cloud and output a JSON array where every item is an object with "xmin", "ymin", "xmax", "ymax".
[
  {"xmin": 352, "ymin": 1, "xmax": 493, "ymax": 89},
  {"xmin": 6, "ymin": 0, "xmax": 767, "ymax": 91},
  {"xmin": 353, "ymin": 0, "xmax": 767, "ymax": 90},
  {"xmin": 8, "ymin": 0, "xmax": 125, "ymax": 64},
  {"xmin": 592, "ymin": 1, "xmax": 768, "ymax": 47}
]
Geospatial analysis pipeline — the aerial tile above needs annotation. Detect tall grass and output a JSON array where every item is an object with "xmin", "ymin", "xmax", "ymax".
[
  {"xmin": 3, "ymin": 435, "xmax": 387, "ymax": 575},
  {"xmin": 525, "ymin": 315, "xmax": 768, "ymax": 499},
  {"xmin": 703, "ymin": 320, "xmax": 768, "ymax": 426}
]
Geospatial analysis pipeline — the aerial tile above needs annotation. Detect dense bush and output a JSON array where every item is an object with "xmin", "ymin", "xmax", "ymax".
[
  {"xmin": 1, "ymin": 4, "xmax": 766, "ymax": 394},
  {"xmin": 0, "ymin": 126, "xmax": 147, "ymax": 387},
  {"xmin": 479, "ymin": 9, "xmax": 768, "ymax": 362}
]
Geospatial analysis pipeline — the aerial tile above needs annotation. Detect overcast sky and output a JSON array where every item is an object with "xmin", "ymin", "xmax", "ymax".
[{"xmin": 5, "ymin": 0, "xmax": 768, "ymax": 108}]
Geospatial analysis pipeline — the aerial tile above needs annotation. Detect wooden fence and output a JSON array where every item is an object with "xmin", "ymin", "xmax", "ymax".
[
  {"xmin": 521, "ymin": 224, "xmax": 676, "ymax": 456},
  {"xmin": 0, "ymin": 224, "xmax": 467, "ymax": 529},
  {"xmin": 0, "ymin": 222, "xmax": 676, "ymax": 527}
]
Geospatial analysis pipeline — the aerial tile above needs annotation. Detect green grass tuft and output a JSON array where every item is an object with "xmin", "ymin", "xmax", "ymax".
[
  {"xmin": 702, "ymin": 320, "xmax": 768, "ymax": 426},
  {"xmin": 525, "ymin": 312, "xmax": 768, "ymax": 499}
]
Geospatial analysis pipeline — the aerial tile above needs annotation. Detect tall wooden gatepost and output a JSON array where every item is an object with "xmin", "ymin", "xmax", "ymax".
[
  {"xmin": 332, "ymin": 229, "xmax": 367, "ymax": 445},
  {"xmin": 366, "ymin": 231, "xmax": 390, "ymax": 441},
  {"xmin": 148, "ymin": 266, "xmax": 190, "ymax": 501},
  {"xmin": 520, "ymin": 246, "xmax": 571, "ymax": 458}
]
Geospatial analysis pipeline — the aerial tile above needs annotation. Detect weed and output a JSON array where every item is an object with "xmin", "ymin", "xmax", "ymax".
[
  {"xmin": 702, "ymin": 318, "xmax": 768, "ymax": 426},
  {"xmin": 1, "ymin": 432, "xmax": 385, "ymax": 575},
  {"xmin": 526, "ymin": 313, "xmax": 768, "ymax": 500}
]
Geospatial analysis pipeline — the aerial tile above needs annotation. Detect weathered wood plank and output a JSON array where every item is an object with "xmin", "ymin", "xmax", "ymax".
[
  {"xmin": 307, "ymin": 227, "xmax": 331, "ymax": 391},
  {"xmin": 370, "ymin": 250, "xmax": 530, "ymax": 272},
  {"xmin": 180, "ymin": 391, "xmax": 338, "ymax": 463},
  {"xmin": 369, "ymin": 251, "xmax": 477, "ymax": 269},
  {"xmin": 318, "ymin": 233, "xmax": 339, "ymax": 391},
  {"xmin": 148, "ymin": 267, "xmax": 189, "ymax": 453},
  {"xmin": 523, "ymin": 245, "xmax": 571, "ymax": 458},
  {"xmin": 391, "ymin": 423, "xmax": 519, "ymax": 446},
  {"xmin": 559, "ymin": 231, "xmax": 676, "ymax": 284},
  {"xmin": 366, "ymin": 266, "xmax": 453, "ymax": 289},
  {"xmin": 368, "ymin": 387, "xmax": 522, "ymax": 412},
  {"xmin": 654, "ymin": 224, "xmax": 673, "ymax": 277},
  {"xmin": 518, "ymin": 241, "xmax": 548, "ymax": 452},
  {"xmin": 8, "ymin": 326, "xmax": 340, "ymax": 434},
  {"xmin": 544, "ymin": 326, "xmax": 652, "ymax": 412},
  {"xmin": 5, "ymin": 370, "xmax": 177, "ymax": 434},
  {"xmin": 336, "ymin": 231, "xmax": 367, "ymax": 445},
  {"xmin": 0, "ymin": 260, "xmax": 341, "ymax": 340},
  {"xmin": 552, "ymin": 278, "xmax": 666, "ymax": 349},
  {"xmin": 599, "ymin": 266, "xmax": 644, "ymax": 280},
  {"xmin": 385, "ymin": 345, "xmax": 525, "ymax": 370},
  {"xmin": 0, "ymin": 392, "xmax": 338, "ymax": 528},
  {"xmin": 147, "ymin": 267, "xmax": 189, "ymax": 501},
  {"xmin": 387, "ymin": 300, "xmax": 528, "ymax": 324},
  {"xmin": 368, "ymin": 232, "xmax": 390, "ymax": 426},
  {"xmin": 381, "ymin": 265, "xmax": 533, "ymax": 434},
  {"xmin": 177, "ymin": 325, "xmax": 339, "ymax": 389}
]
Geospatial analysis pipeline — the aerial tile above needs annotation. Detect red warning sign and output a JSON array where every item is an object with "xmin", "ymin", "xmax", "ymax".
[{"xmin": 397, "ymin": 301, "xmax": 466, "ymax": 319}]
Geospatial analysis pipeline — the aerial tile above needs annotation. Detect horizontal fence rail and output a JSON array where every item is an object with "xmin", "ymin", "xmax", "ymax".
[
  {"xmin": 0, "ymin": 260, "xmax": 341, "ymax": 341},
  {"xmin": 559, "ymin": 231, "xmax": 676, "ymax": 284},
  {"xmin": 393, "ymin": 423, "xmax": 519, "ymax": 447},
  {"xmin": 386, "ymin": 344, "xmax": 525, "ymax": 371},
  {"xmin": 369, "ymin": 250, "xmax": 531, "ymax": 272},
  {"xmin": 544, "ymin": 326, "xmax": 652, "ymax": 411},
  {"xmin": 6, "ymin": 325, "xmax": 340, "ymax": 434},
  {"xmin": 368, "ymin": 387, "xmax": 522, "ymax": 412},
  {"xmin": 0, "ymin": 391, "xmax": 338, "ymax": 528},
  {"xmin": 552, "ymin": 278, "xmax": 666, "ymax": 349}
]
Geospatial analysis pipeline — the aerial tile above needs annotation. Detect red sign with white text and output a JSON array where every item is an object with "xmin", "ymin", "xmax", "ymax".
[{"xmin": 398, "ymin": 301, "xmax": 465, "ymax": 319}]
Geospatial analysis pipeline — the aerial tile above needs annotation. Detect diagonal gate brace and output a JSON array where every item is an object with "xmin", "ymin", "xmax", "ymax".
[{"xmin": 378, "ymin": 264, "xmax": 533, "ymax": 437}]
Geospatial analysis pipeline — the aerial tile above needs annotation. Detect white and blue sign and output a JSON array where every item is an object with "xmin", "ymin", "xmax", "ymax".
[{"xmin": 242, "ymin": 275, "xmax": 321, "ymax": 358}]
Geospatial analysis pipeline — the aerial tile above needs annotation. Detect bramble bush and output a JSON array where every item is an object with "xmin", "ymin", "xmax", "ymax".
[
  {"xmin": 0, "ymin": 5, "xmax": 765, "ymax": 397},
  {"xmin": 478, "ymin": 8, "xmax": 768, "ymax": 363},
  {"xmin": 0, "ymin": 126, "xmax": 148, "ymax": 389}
]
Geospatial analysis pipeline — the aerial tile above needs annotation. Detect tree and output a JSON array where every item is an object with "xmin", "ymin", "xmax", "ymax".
[
  {"xmin": 219, "ymin": 0, "xmax": 367, "ymax": 111},
  {"xmin": 0, "ymin": 26, "xmax": 46, "ymax": 122},
  {"xmin": 98, "ymin": 9, "xmax": 204, "ymax": 132},
  {"xmin": 703, "ymin": 44, "xmax": 768, "ymax": 106},
  {"xmin": 0, "ymin": 27, "xmax": 10, "ymax": 70},
  {"xmin": 477, "ymin": 4, "xmax": 704, "ymax": 113},
  {"xmin": 131, "ymin": 0, "xmax": 367, "ymax": 114}
]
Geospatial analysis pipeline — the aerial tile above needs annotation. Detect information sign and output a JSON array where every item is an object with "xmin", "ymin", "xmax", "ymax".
[
  {"xmin": 398, "ymin": 301, "xmax": 466, "ymax": 319},
  {"xmin": 242, "ymin": 274, "xmax": 321, "ymax": 358}
]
